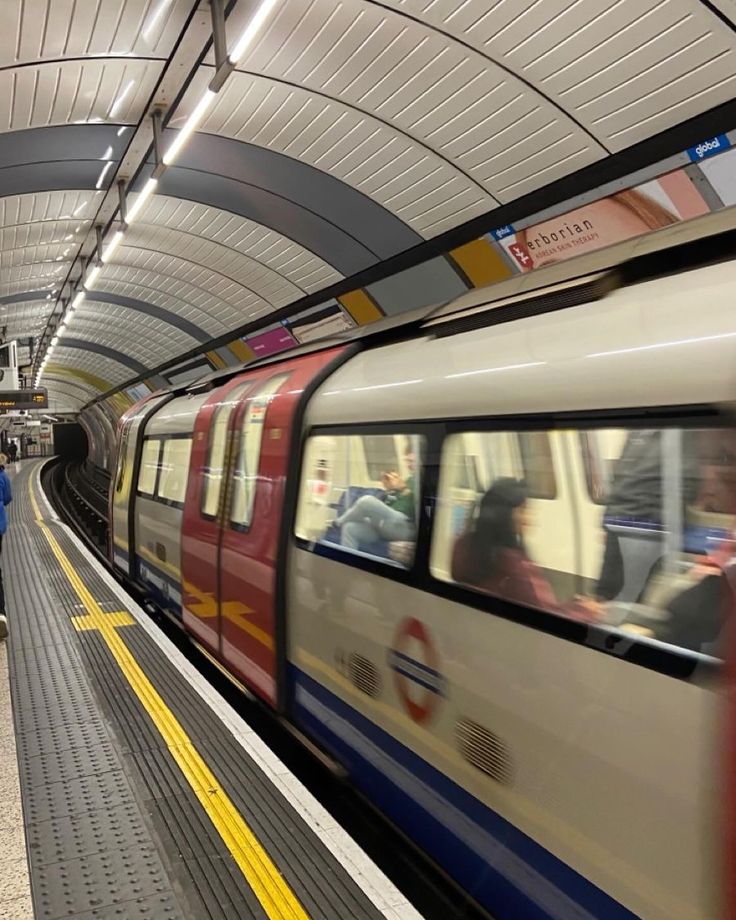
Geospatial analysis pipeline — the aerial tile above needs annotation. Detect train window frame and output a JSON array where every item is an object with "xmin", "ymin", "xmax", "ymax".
[
  {"xmin": 115, "ymin": 423, "xmax": 130, "ymax": 494},
  {"xmin": 137, "ymin": 437, "xmax": 162, "ymax": 497},
  {"xmin": 290, "ymin": 410, "xmax": 726, "ymax": 681},
  {"xmin": 201, "ymin": 382, "xmax": 252, "ymax": 522},
  {"xmin": 157, "ymin": 435, "xmax": 193, "ymax": 508},
  {"xmin": 229, "ymin": 372, "xmax": 291, "ymax": 532},
  {"xmin": 518, "ymin": 430, "xmax": 557, "ymax": 499},
  {"xmin": 427, "ymin": 411, "xmax": 731, "ymax": 676},
  {"xmin": 293, "ymin": 423, "xmax": 433, "ymax": 576}
]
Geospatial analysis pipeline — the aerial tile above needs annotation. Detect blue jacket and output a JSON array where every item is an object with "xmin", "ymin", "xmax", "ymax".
[{"xmin": 0, "ymin": 468, "xmax": 12, "ymax": 535}]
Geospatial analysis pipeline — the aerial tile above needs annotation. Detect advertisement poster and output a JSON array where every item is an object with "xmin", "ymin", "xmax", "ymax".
[
  {"xmin": 245, "ymin": 325, "xmax": 297, "ymax": 357},
  {"xmin": 698, "ymin": 147, "xmax": 736, "ymax": 207},
  {"xmin": 494, "ymin": 169, "xmax": 710, "ymax": 273},
  {"xmin": 286, "ymin": 302, "xmax": 355, "ymax": 344}
]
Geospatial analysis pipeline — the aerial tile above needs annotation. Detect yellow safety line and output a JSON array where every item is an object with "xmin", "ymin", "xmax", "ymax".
[{"xmin": 28, "ymin": 479, "xmax": 310, "ymax": 920}]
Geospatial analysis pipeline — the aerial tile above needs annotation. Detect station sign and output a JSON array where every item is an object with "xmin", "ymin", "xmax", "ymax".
[
  {"xmin": 0, "ymin": 389, "xmax": 48, "ymax": 410},
  {"xmin": 687, "ymin": 135, "xmax": 732, "ymax": 162}
]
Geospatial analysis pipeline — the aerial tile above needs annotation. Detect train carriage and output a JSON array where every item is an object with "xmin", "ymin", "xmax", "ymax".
[{"xmin": 109, "ymin": 213, "xmax": 736, "ymax": 920}]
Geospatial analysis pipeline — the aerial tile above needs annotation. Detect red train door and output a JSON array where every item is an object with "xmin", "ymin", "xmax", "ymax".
[
  {"xmin": 181, "ymin": 347, "xmax": 345, "ymax": 708},
  {"xmin": 181, "ymin": 377, "xmax": 253, "ymax": 651}
]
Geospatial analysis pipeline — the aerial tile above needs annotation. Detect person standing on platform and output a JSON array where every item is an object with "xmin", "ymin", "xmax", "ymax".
[
  {"xmin": 0, "ymin": 454, "xmax": 13, "ymax": 639},
  {"xmin": 8, "ymin": 441, "xmax": 17, "ymax": 464}
]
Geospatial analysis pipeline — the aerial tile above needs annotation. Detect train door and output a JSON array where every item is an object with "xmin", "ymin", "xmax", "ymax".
[
  {"xmin": 188, "ymin": 348, "xmax": 346, "ymax": 707},
  {"xmin": 110, "ymin": 393, "xmax": 169, "ymax": 576},
  {"xmin": 181, "ymin": 378, "xmax": 253, "ymax": 651}
]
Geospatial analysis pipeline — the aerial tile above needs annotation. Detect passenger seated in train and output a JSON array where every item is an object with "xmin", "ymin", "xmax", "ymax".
[
  {"xmin": 596, "ymin": 429, "xmax": 700, "ymax": 602},
  {"xmin": 451, "ymin": 478, "xmax": 560, "ymax": 612},
  {"xmin": 335, "ymin": 447, "xmax": 417, "ymax": 551},
  {"xmin": 613, "ymin": 428, "xmax": 736, "ymax": 653}
]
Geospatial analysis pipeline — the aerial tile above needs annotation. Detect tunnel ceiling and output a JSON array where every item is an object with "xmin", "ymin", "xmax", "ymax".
[{"xmin": 2, "ymin": 0, "xmax": 736, "ymax": 412}]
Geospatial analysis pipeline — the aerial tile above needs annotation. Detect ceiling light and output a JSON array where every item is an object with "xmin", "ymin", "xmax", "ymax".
[
  {"xmin": 74, "ymin": 226, "xmax": 81, "ymax": 233},
  {"xmin": 229, "ymin": 0, "xmax": 280, "ymax": 64},
  {"xmin": 51, "ymin": 336, "xmax": 59, "ymax": 347},
  {"xmin": 101, "ymin": 145, "xmax": 114, "ymax": 161},
  {"xmin": 125, "ymin": 177, "xmax": 158, "ymax": 223},
  {"xmin": 65, "ymin": 235, "xmax": 73, "ymax": 241},
  {"xmin": 85, "ymin": 264, "xmax": 101, "ymax": 289},
  {"xmin": 142, "ymin": 0, "xmax": 175, "ymax": 40},
  {"xmin": 96, "ymin": 160, "xmax": 114, "ymax": 189},
  {"xmin": 117, "ymin": 126, "xmax": 128, "ymax": 137},
  {"xmin": 72, "ymin": 291, "xmax": 85, "ymax": 309},
  {"xmin": 101, "ymin": 229, "xmax": 124, "ymax": 263},
  {"xmin": 58, "ymin": 322, "xmax": 67, "ymax": 336},
  {"xmin": 162, "ymin": 90, "xmax": 216, "ymax": 165},
  {"xmin": 108, "ymin": 79, "xmax": 135, "ymax": 119},
  {"xmin": 73, "ymin": 201, "xmax": 87, "ymax": 217}
]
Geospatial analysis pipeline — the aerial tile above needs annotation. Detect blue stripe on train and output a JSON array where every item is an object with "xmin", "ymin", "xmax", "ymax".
[
  {"xmin": 135, "ymin": 556, "xmax": 182, "ymax": 619},
  {"xmin": 291, "ymin": 667, "xmax": 637, "ymax": 920}
]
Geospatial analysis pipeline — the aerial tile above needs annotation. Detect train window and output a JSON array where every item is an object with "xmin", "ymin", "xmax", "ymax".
[
  {"xmin": 579, "ymin": 430, "xmax": 628, "ymax": 503},
  {"xmin": 363, "ymin": 435, "xmax": 399, "ymax": 480},
  {"xmin": 158, "ymin": 437, "xmax": 192, "ymax": 506},
  {"xmin": 201, "ymin": 383, "xmax": 251, "ymax": 520},
  {"xmin": 115, "ymin": 425, "xmax": 130, "ymax": 493},
  {"xmin": 518, "ymin": 432, "xmax": 556, "ymax": 499},
  {"xmin": 295, "ymin": 432, "xmax": 424, "ymax": 568},
  {"xmin": 432, "ymin": 425, "xmax": 736, "ymax": 659},
  {"xmin": 138, "ymin": 438, "xmax": 161, "ymax": 496},
  {"xmin": 230, "ymin": 374, "xmax": 289, "ymax": 529}
]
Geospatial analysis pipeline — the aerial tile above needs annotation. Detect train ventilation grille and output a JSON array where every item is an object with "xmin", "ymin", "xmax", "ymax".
[
  {"xmin": 456, "ymin": 718, "xmax": 512, "ymax": 785},
  {"xmin": 348, "ymin": 654, "xmax": 381, "ymax": 698}
]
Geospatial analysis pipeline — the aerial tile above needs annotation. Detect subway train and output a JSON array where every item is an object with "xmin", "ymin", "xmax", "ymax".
[{"xmin": 110, "ymin": 211, "xmax": 736, "ymax": 920}]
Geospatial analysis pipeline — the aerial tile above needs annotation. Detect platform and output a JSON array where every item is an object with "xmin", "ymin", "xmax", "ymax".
[{"xmin": 3, "ymin": 460, "xmax": 424, "ymax": 920}]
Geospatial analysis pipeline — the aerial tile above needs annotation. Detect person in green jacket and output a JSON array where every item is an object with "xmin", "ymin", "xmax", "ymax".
[{"xmin": 335, "ymin": 447, "xmax": 417, "ymax": 551}]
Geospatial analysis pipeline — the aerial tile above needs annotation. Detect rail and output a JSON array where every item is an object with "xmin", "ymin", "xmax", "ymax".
[{"xmin": 46, "ymin": 460, "xmax": 109, "ymax": 559}]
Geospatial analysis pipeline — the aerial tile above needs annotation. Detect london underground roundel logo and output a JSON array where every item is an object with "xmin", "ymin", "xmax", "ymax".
[{"xmin": 388, "ymin": 618, "xmax": 445, "ymax": 725}]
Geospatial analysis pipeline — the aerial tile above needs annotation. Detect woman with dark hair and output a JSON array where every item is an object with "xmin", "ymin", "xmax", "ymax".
[{"xmin": 451, "ymin": 478, "xmax": 559, "ymax": 611}]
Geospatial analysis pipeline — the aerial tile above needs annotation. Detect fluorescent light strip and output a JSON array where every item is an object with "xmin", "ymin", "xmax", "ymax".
[
  {"xmin": 57, "ymin": 322, "xmax": 67, "ymax": 336},
  {"xmin": 101, "ymin": 229, "xmax": 124, "ymax": 263},
  {"xmin": 125, "ymin": 177, "xmax": 158, "ymax": 223},
  {"xmin": 72, "ymin": 291, "xmax": 86, "ymax": 309},
  {"xmin": 229, "ymin": 0, "xmax": 280, "ymax": 64},
  {"xmin": 96, "ymin": 160, "xmax": 114, "ymax": 189},
  {"xmin": 162, "ymin": 90, "xmax": 216, "ymax": 165},
  {"xmin": 85, "ymin": 264, "xmax": 101, "ymax": 289},
  {"xmin": 108, "ymin": 79, "xmax": 135, "ymax": 119},
  {"xmin": 142, "ymin": 0, "xmax": 175, "ymax": 40}
]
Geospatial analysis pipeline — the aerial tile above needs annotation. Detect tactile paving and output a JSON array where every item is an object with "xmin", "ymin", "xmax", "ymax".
[
  {"xmin": 6, "ymin": 462, "xmax": 394, "ymax": 920},
  {"xmin": 34, "ymin": 847, "xmax": 174, "ymax": 920},
  {"xmin": 26, "ymin": 801, "xmax": 152, "ymax": 867}
]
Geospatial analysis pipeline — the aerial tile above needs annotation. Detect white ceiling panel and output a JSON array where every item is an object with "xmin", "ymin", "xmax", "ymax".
[
  {"xmin": 94, "ymin": 277, "xmax": 231, "ymax": 336},
  {"xmin": 0, "ymin": 241, "xmax": 73, "ymax": 269},
  {"xmin": 52, "ymin": 349, "xmax": 132, "ymax": 383},
  {"xmin": 0, "ymin": 218, "xmax": 88, "ymax": 253},
  {"xmin": 0, "ymin": 58, "xmax": 164, "ymax": 132},
  {"xmin": 188, "ymin": 68, "xmax": 496, "ymax": 237},
  {"xmin": 4, "ymin": 0, "xmax": 195, "ymax": 64},
  {"xmin": 98, "ymin": 265, "xmax": 271, "ymax": 334},
  {"xmin": 1, "ymin": 300, "xmax": 52, "ymax": 340},
  {"xmin": 103, "ymin": 246, "xmax": 274, "ymax": 323},
  {"xmin": 70, "ymin": 305, "xmax": 194, "ymax": 365},
  {"xmin": 0, "ymin": 191, "xmax": 102, "ymax": 231},
  {"xmin": 224, "ymin": 0, "xmax": 604, "ymax": 203},
  {"xmin": 0, "ymin": 262, "xmax": 67, "ymax": 288},
  {"xmin": 121, "ymin": 223, "xmax": 303, "ymax": 307},
  {"xmin": 135, "ymin": 194, "xmax": 343, "ymax": 291},
  {"xmin": 385, "ymin": 0, "xmax": 736, "ymax": 151}
]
